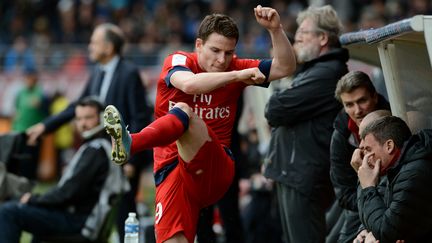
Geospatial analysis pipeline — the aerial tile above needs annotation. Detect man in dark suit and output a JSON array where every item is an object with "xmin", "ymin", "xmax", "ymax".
[{"xmin": 26, "ymin": 23, "xmax": 152, "ymax": 242}]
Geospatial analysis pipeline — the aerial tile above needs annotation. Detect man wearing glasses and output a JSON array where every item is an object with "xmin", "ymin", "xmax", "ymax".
[{"xmin": 263, "ymin": 5, "xmax": 349, "ymax": 243}]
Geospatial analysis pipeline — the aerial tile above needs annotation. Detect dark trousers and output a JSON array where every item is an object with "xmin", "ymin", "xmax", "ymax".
[
  {"xmin": 325, "ymin": 201, "xmax": 344, "ymax": 243},
  {"xmin": 197, "ymin": 173, "xmax": 244, "ymax": 243},
  {"xmin": 0, "ymin": 201, "xmax": 86, "ymax": 243},
  {"xmin": 217, "ymin": 174, "xmax": 244, "ymax": 243},
  {"xmin": 337, "ymin": 209, "xmax": 361, "ymax": 243},
  {"xmin": 242, "ymin": 190, "xmax": 283, "ymax": 243},
  {"xmin": 276, "ymin": 183, "xmax": 327, "ymax": 243}
]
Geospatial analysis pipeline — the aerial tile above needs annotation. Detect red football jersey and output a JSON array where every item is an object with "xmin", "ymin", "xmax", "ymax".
[{"xmin": 153, "ymin": 51, "xmax": 268, "ymax": 171}]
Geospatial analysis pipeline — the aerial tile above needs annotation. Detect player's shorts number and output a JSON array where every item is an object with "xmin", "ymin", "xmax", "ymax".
[{"xmin": 155, "ymin": 202, "xmax": 163, "ymax": 224}]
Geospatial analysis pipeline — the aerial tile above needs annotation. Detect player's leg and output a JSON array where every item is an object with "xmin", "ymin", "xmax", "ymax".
[
  {"xmin": 174, "ymin": 103, "xmax": 211, "ymax": 163},
  {"xmin": 153, "ymin": 102, "xmax": 234, "ymax": 243},
  {"xmin": 103, "ymin": 103, "xmax": 191, "ymax": 164},
  {"xmin": 153, "ymin": 102, "xmax": 211, "ymax": 243},
  {"xmin": 103, "ymin": 105, "xmax": 131, "ymax": 164},
  {"xmin": 173, "ymin": 103, "xmax": 235, "ymax": 205}
]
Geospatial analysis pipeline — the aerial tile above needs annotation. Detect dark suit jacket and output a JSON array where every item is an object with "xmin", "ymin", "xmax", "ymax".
[
  {"xmin": 43, "ymin": 58, "xmax": 151, "ymax": 134},
  {"xmin": 43, "ymin": 58, "xmax": 152, "ymax": 169}
]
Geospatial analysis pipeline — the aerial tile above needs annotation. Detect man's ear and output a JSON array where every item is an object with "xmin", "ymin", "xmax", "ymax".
[
  {"xmin": 319, "ymin": 33, "xmax": 329, "ymax": 47},
  {"xmin": 105, "ymin": 42, "xmax": 115, "ymax": 57},
  {"xmin": 385, "ymin": 139, "xmax": 396, "ymax": 155},
  {"xmin": 195, "ymin": 38, "xmax": 203, "ymax": 50}
]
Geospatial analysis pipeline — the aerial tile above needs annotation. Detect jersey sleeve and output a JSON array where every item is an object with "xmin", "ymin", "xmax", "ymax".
[
  {"xmin": 233, "ymin": 58, "xmax": 272, "ymax": 84},
  {"xmin": 162, "ymin": 53, "xmax": 194, "ymax": 87},
  {"xmin": 258, "ymin": 59, "xmax": 272, "ymax": 83}
]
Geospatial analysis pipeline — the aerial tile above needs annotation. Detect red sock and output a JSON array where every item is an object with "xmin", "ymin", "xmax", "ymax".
[{"xmin": 130, "ymin": 107, "xmax": 189, "ymax": 154}]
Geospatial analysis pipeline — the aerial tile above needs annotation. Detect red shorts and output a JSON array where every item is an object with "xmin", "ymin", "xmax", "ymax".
[{"xmin": 153, "ymin": 129, "xmax": 235, "ymax": 243}]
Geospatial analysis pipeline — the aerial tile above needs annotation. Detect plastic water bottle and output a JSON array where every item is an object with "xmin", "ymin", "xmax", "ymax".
[{"xmin": 124, "ymin": 212, "xmax": 139, "ymax": 243}]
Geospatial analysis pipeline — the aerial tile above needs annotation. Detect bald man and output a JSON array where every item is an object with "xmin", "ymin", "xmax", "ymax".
[{"xmin": 351, "ymin": 109, "xmax": 392, "ymax": 172}]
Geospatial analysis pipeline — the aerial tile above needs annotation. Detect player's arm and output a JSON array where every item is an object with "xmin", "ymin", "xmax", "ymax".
[
  {"xmin": 254, "ymin": 5, "xmax": 296, "ymax": 81},
  {"xmin": 170, "ymin": 68, "xmax": 264, "ymax": 94}
]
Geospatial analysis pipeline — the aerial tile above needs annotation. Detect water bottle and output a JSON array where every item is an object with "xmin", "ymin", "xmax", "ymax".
[{"xmin": 124, "ymin": 212, "xmax": 139, "ymax": 243}]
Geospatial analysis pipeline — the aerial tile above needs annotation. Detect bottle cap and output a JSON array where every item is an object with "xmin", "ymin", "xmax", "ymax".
[{"xmin": 128, "ymin": 212, "xmax": 136, "ymax": 217}]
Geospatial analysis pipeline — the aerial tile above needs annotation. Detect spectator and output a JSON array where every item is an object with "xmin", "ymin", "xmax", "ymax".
[
  {"xmin": 49, "ymin": 90, "xmax": 74, "ymax": 178},
  {"xmin": 354, "ymin": 116, "xmax": 432, "ymax": 242},
  {"xmin": 263, "ymin": 5, "xmax": 348, "ymax": 243},
  {"xmin": 11, "ymin": 67, "xmax": 48, "ymax": 133},
  {"xmin": 239, "ymin": 130, "xmax": 283, "ymax": 243},
  {"xmin": 3, "ymin": 36, "xmax": 36, "ymax": 74},
  {"xmin": 0, "ymin": 97, "xmax": 118, "ymax": 242},
  {"xmin": 330, "ymin": 70, "xmax": 390, "ymax": 243},
  {"xmin": 10, "ymin": 67, "xmax": 48, "ymax": 180}
]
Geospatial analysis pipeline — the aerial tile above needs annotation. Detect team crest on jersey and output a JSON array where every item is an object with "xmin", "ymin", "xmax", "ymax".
[
  {"xmin": 155, "ymin": 202, "xmax": 163, "ymax": 224},
  {"xmin": 172, "ymin": 54, "xmax": 187, "ymax": 66}
]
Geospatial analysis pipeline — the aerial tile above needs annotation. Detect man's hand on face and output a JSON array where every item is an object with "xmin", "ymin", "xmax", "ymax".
[
  {"xmin": 358, "ymin": 152, "xmax": 380, "ymax": 189},
  {"xmin": 351, "ymin": 148, "xmax": 364, "ymax": 172}
]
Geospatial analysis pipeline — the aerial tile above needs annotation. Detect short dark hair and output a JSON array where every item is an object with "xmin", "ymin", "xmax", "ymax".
[
  {"xmin": 197, "ymin": 14, "xmax": 239, "ymax": 43},
  {"xmin": 99, "ymin": 23, "xmax": 125, "ymax": 55},
  {"xmin": 335, "ymin": 71, "xmax": 377, "ymax": 102},
  {"xmin": 76, "ymin": 96, "xmax": 105, "ymax": 114},
  {"xmin": 360, "ymin": 116, "xmax": 412, "ymax": 148}
]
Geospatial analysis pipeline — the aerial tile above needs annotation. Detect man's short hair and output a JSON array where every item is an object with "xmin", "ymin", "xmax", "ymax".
[
  {"xmin": 297, "ymin": 5, "xmax": 343, "ymax": 48},
  {"xmin": 360, "ymin": 116, "xmax": 412, "ymax": 148},
  {"xmin": 197, "ymin": 13, "xmax": 239, "ymax": 43},
  {"xmin": 98, "ymin": 23, "xmax": 125, "ymax": 55},
  {"xmin": 76, "ymin": 96, "xmax": 105, "ymax": 114},
  {"xmin": 335, "ymin": 70, "xmax": 377, "ymax": 102}
]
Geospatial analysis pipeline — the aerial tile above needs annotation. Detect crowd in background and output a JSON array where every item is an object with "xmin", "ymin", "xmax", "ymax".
[
  {"xmin": 0, "ymin": 0, "xmax": 432, "ymax": 72},
  {"xmin": 0, "ymin": 0, "xmax": 432, "ymax": 242},
  {"xmin": 0, "ymin": 0, "xmax": 430, "ymax": 118}
]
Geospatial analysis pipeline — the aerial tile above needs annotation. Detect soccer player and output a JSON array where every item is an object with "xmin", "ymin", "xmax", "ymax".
[{"xmin": 104, "ymin": 5, "xmax": 296, "ymax": 243}]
